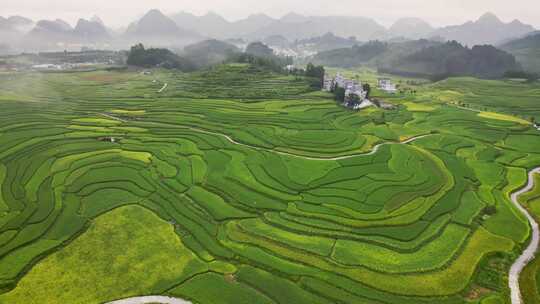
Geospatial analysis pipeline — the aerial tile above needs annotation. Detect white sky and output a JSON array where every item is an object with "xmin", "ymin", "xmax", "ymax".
[{"xmin": 2, "ymin": 0, "xmax": 539, "ymax": 29}]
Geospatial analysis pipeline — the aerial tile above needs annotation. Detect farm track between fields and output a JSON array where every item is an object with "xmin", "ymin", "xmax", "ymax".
[
  {"xmin": 181, "ymin": 125, "xmax": 435, "ymax": 161},
  {"xmin": 509, "ymin": 167, "xmax": 540, "ymax": 304}
]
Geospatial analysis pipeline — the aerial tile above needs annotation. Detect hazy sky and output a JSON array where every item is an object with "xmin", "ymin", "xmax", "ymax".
[{"xmin": 3, "ymin": 0, "xmax": 540, "ymax": 29}]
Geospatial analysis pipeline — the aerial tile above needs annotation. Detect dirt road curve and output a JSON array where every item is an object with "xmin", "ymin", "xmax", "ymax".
[{"xmin": 509, "ymin": 167, "xmax": 540, "ymax": 304}]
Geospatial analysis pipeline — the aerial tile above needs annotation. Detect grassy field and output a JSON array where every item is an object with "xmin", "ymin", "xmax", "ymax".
[{"xmin": 0, "ymin": 64, "xmax": 539, "ymax": 304}]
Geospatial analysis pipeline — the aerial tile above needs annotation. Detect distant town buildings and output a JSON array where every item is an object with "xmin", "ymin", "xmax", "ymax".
[{"xmin": 378, "ymin": 78, "xmax": 397, "ymax": 94}]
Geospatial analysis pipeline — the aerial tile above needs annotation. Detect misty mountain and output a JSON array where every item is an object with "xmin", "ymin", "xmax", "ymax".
[
  {"xmin": 170, "ymin": 12, "xmax": 275, "ymax": 39},
  {"xmin": 501, "ymin": 32, "xmax": 540, "ymax": 73},
  {"xmin": 171, "ymin": 11, "xmax": 230, "ymax": 38},
  {"xmin": 249, "ymin": 15, "xmax": 387, "ymax": 41},
  {"xmin": 74, "ymin": 18, "xmax": 111, "ymax": 42},
  {"xmin": 20, "ymin": 16, "xmax": 116, "ymax": 50},
  {"xmin": 430, "ymin": 13, "xmax": 536, "ymax": 46},
  {"xmin": 7, "ymin": 16, "xmax": 34, "ymax": 33},
  {"xmin": 7, "ymin": 16, "xmax": 33, "ymax": 26},
  {"xmin": 24, "ymin": 19, "xmax": 75, "ymax": 49},
  {"xmin": 232, "ymin": 14, "xmax": 276, "ymax": 36},
  {"xmin": 54, "ymin": 19, "xmax": 73, "ymax": 31},
  {"xmin": 0, "ymin": 17, "xmax": 17, "ymax": 39},
  {"xmin": 171, "ymin": 11, "xmax": 386, "ymax": 41},
  {"xmin": 389, "ymin": 18, "xmax": 435, "ymax": 39},
  {"xmin": 125, "ymin": 9, "xmax": 200, "ymax": 46},
  {"xmin": 279, "ymin": 12, "xmax": 309, "ymax": 24},
  {"xmin": 0, "ymin": 16, "xmax": 34, "ymax": 42}
]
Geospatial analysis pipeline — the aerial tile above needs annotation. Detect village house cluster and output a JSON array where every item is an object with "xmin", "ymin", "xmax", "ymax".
[
  {"xmin": 323, "ymin": 73, "xmax": 373, "ymax": 110},
  {"xmin": 377, "ymin": 78, "xmax": 397, "ymax": 94}
]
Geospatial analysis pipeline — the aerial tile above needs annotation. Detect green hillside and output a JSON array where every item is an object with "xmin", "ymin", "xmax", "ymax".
[{"xmin": 0, "ymin": 64, "xmax": 539, "ymax": 304}]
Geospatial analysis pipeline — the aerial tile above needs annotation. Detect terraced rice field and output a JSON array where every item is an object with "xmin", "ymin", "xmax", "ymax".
[
  {"xmin": 0, "ymin": 64, "xmax": 539, "ymax": 304},
  {"xmin": 428, "ymin": 77, "xmax": 540, "ymax": 121}
]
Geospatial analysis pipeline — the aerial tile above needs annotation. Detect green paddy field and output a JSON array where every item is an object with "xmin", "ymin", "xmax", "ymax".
[{"xmin": 0, "ymin": 64, "xmax": 539, "ymax": 303}]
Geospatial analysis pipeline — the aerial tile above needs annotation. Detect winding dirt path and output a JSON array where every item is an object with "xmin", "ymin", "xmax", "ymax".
[
  {"xmin": 509, "ymin": 167, "xmax": 540, "ymax": 304},
  {"xmin": 158, "ymin": 83, "xmax": 168, "ymax": 93},
  {"xmin": 187, "ymin": 126, "xmax": 434, "ymax": 161},
  {"xmin": 105, "ymin": 295, "xmax": 191, "ymax": 304}
]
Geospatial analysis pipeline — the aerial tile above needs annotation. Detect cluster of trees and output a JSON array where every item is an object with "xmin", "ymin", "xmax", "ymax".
[
  {"xmin": 181, "ymin": 39, "xmax": 240, "ymax": 69},
  {"xmin": 333, "ymin": 86, "xmax": 346, "ymax": 102},
  {"xmin": 245, "ymin": 42, "xmax": 275, "ymax": 58},
  {"xmin": 127, "ymin": 43, "xmax": 195, "ymax": 71},
  {"xmin": 286, "ymin": 63, "xmax": 325, "ymax": 89},
  {"xmin": 226, "ymin": 53, "xmax": 292, "ymax": 73},
  {"xmin": 312, "ymin": 41, "xmax": 388, "ymax": 67},
  {"xmin": 226, "ymin": 42, "xmax": 292, "ymax": 73},
  {"xmin": 305, "ymin": 63, "xmax": 325, "ymax": 89}
]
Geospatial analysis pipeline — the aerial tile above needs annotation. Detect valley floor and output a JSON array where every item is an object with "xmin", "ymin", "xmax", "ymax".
[{"xmin": 0, "ymin": 65, "xmax": 539, "ymax": 304}]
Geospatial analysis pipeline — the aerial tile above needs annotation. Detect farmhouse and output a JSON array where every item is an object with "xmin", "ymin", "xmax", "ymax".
[
  {"xmin": 323, "ymin": 73, "xmax": 371, "ymax": 110},
  {"xmin": 323, "ymin": 75, "xmax": 334, "ymax": 91},
  {"xmin": 378, "ymin": 78, "xmax": 397, "ymax": 94}
]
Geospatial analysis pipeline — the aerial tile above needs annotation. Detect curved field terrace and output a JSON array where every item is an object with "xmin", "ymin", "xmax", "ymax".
[{"xmin": 0, "ymin": 65, "xmax": 539, "ymax": 304}]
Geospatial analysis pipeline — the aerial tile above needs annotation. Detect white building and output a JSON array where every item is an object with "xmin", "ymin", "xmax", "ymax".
[
  {"xmin": 378, "ymin": 78, "xmax": 397, "ymax": 94},
  {"xmin": 352, "ymin": 99, "xmax": 374, "ymax": 110},
  {"xmin": 323, "ymin": 74, "xmax": 334, "ymax": 91},
  {"xmin": 323, "ymin": 73, "xmax": 371, "ymax": 110}
]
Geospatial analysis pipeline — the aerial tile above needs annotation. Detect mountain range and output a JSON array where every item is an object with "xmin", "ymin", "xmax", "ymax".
[
  {"xmin": 125, "ymin": 9, "xmax": 200, "ymax": 44},
  {"xmin": 389, "ymin": 18, "xmax": 435, "ymax": 40},
  {"xmin": 430, "ymin": 12, "xmax": 535, "ymax": 46},
  {"xmin": 168, "ymin": 11, "xmax": 536, "ymax": 44},
  {"xmin": 170, "ymin": 12, "xmax": 275, "ymax": 39},
  {"xmin": 0, "ymin": 10, "xmax": 537, "ymax": 53}
]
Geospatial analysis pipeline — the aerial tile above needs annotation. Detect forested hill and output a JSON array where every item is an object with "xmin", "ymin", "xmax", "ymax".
[
  {"xmin": 501, "ymin": 32, "xmax": 540, "ymax": 73},
  {"xmin": 311, "ymin": 41, "xmax": 387, "ymax": 67},
  {"xmin": 385, "ymin": 41, "xmax": 519, "ymax": 79},
  {"xmin": 314, "ymin": 40, "xmax": 520, "ymax": 79}
]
